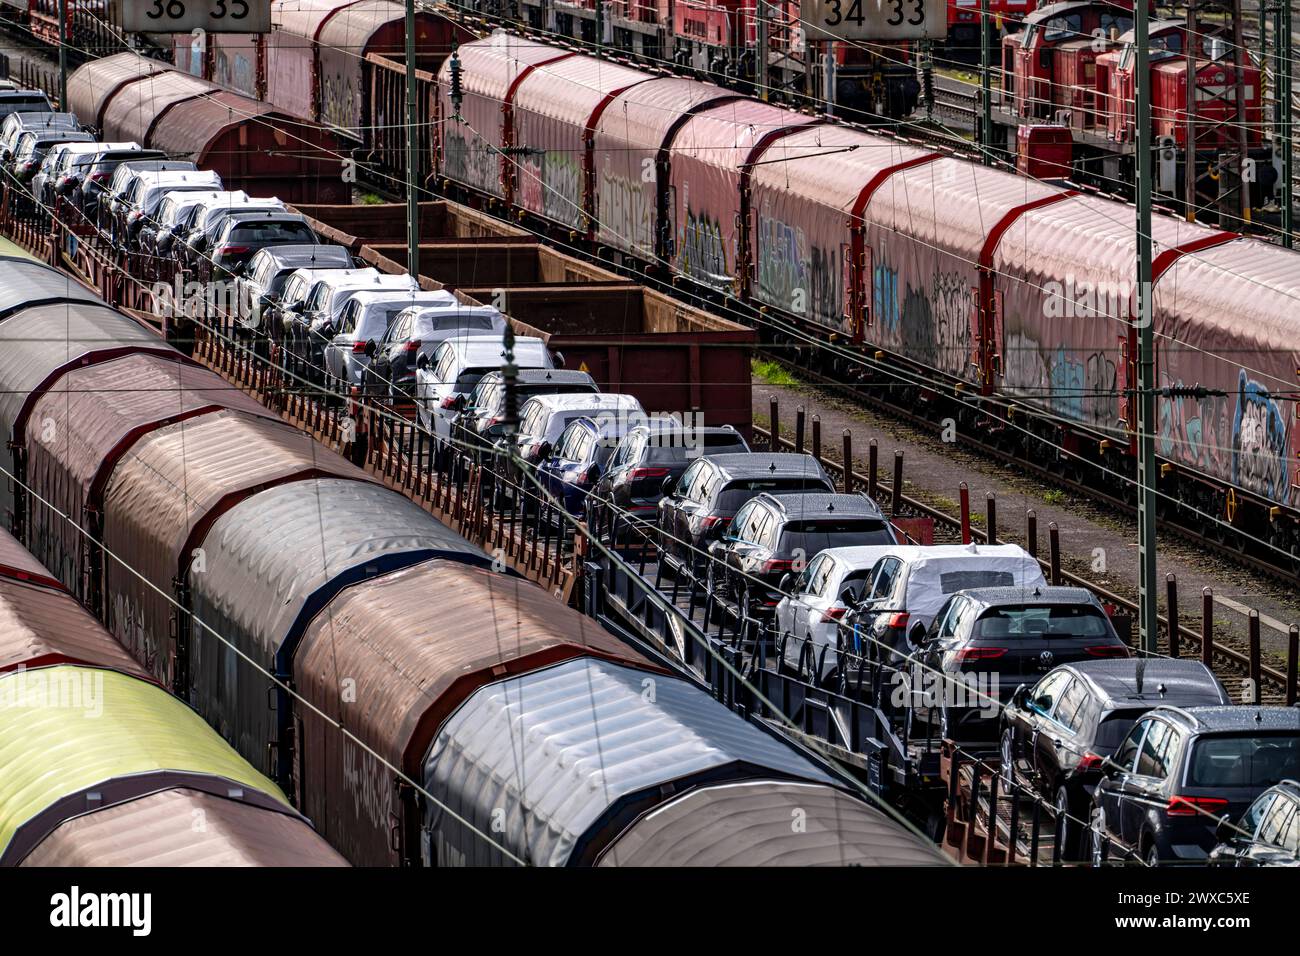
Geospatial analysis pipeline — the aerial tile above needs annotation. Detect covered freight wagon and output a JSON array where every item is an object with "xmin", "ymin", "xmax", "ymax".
[
  {"xmin": 0, "ymin": 528, "xmax": 346, "ymax": 867},
  {"xmin": 66, "ymin": 52, "xmax": 347, "ymax": 202}
]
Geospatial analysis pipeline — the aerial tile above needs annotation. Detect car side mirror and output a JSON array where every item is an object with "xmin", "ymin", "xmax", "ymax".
[
  {"xmin": 551, "ymin": 350, "xmax": 565, "ymax": 369},
  {"xmin": 909, "ymin": 620, "xmax": 930, "ymax": 646},
  {"xmin": 417, "ymin": 352, "xmax": 429, "ymax": 370},
  {"xmin": 661, "ymin": 476, "xmax": 676, "ymax": 497},
  {"xmin": 1214, "ymin": 814, "xmax": 1235, "ymax": 846},
  {"xmin": 537, "ymin": 441, "xmax": 552, "ymax": 461},
  {"xmin": 1011, "ymin": 683, "xmax": 1028, "ymax": 709},
  {"xmin": 779, "ymin": 572, "xmax": 793, "ymax": 592},
  {"xmin": 839, "ymin": 586, "xmax": 858, "ymax": 606},
  {"xmin": 364, "ymin": 339, "xmax": 376, "ymax": 358},
  {"xmin": 320, "ymin": 323, "xmax": 334, "ymax": 338}
]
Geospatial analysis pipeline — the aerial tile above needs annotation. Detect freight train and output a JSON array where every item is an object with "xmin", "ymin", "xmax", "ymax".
[
  {"xmin": 0, "ymin": 240, "xmax": 944, "ymax": 866},
  {"xmin": 0, "ymin": 494, "xmax": 347, "ymax": 865},
  {"xmin": 428, "ymin": 32, "xmax": 1300, "ymax": 572}
]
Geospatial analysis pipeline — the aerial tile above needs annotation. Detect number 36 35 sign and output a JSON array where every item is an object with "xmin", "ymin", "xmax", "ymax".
[
  {"xmin": 800, "ymin": 0, "xmax": 945, "ymax": 41},
  {"xmin": 114, "ymin": 0, "xmax": 271, "ymax": 32}
]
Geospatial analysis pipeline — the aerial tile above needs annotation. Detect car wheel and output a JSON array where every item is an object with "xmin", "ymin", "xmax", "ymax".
[
  {"xmin": 1000, "ymin": 728, "xmax": 1016, "ymax": 790},
  {"xmin": 1055, "ymin": 785, "xmax": 1079, "ymax": 862}
]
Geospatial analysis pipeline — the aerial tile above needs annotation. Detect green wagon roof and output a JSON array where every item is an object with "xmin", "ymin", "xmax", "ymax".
[{"xmin": 0, "ymin": 665, "xmax": 289, "ymax": 859}]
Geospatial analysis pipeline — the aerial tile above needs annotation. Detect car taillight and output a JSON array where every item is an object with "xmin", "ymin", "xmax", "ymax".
[
  {"xmin": 629, "ymin": 467, "xmax": 670, "ymax": 481},
  {"xmin": 90, "ymin": 171, "xmax": 109, "ymax": 181},
  {"xmin": 700, "ymin": 515, "xmax": 726, "ymax": 532},
  {"xmin": 580, "ymin": 466, "xmax": 598, "ymax": 484},
  {"xmin": 1076, "ymin": 752, "xmax": 1105, "ymax": 772},
  {"xmin": 440, "ymin": 396, "xmax": 459, "ymax": 409},
  {"xmin": 217, "ymin": 245, "xmax": 250, "ymax": 256},
  {"xmin": 886, "ymin": 612, "xmax": 910, "ymax": 629},
  {"xmin": 404, "ymin": 339, "xmax": 421, "ymax": 352},
  {"xmin": 351, "ymin": 341, "xmax": 368, "ymax": 354},
  {"xmin": 955, "ymin": 647, "xmax": 1007, "ymax": 662},
  {"xmin": 824, "ymin": 606, "xmax": 848, "ymax": 621},
  {"xmin": 1167, "ymin": 795, "xmax": 1228, "ymax": 816},
  {"xmin": 761, "ymin": 558, "xmax": 795, "ymax": 574},
  {"xmin": 1086, "ymin": 644, "xmax": 1129, "ymax": 658}
]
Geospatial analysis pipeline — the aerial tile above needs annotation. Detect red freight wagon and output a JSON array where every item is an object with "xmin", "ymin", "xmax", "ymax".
[
  {"xmin": 68, "ymin": 53, "xmax": 347, "ymax": 203},
  {"xmin": 510, "ymin": 54, "xmax": 651, "ymax": 234},
  {"xmin": 667, "ymin": 99, "xmax": 817, "ymax": 293},
  {"xmin": 746, "ymin": 125, "xmax": 936, "ymax": 346},
  {"xmin": 591, "ymin": 75, "xmax": 737, "ymax": 264},
  {"xmin": 436, "ymin": 36, "xmax": 573, "ymax": 204}
]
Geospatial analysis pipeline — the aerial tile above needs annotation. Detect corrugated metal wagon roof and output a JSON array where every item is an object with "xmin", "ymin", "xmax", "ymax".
[
  {"xmin": 0, "ymin": 258, "xmax": 102, "ymax": 319},
  {"xmin": 66, "ymin": 51, "xmax": 169, "ymax": 130},
  {"xmin": 421, "ymin": 657, "xmax": 834, "ymax": 867},
  {"xmin": 21, "ymin": 788, "xmax": 348, "ymax": 867},
  {"xmin": 0, "ymin": 666, "xmax": 290, "ymax": 865},
  {"xmin": 598, "ymin": 780, "xmax": 948, "ymax": 866}
]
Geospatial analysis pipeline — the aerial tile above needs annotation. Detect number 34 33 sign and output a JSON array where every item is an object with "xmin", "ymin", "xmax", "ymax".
[
  {"xmin": 800, "ymin": 0, "xmax": 946, "ymax": 41},
  {"xmin": 114, "ymin": 0, "xmax": 271, "ymax": 32}
]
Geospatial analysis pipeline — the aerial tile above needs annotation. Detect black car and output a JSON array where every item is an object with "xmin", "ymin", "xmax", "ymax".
[
  {"xmin": 1090, "ymin": 705, "xmax": 1300, "ymax": 865},
  {"xmin": 590, "ymin": 421, "xmax": 748, "ymax": 538},
  {"xmin": 905, "ymin": 586, "xmax": 1129, "ymax": 748},
  {"xmin": 1209, "ymin": 780, "xmax": 1300, "ymax": 867},
  {"xmin": 1001, "ymin": 659, "xmax": 1230, "ymax": 859},
  {"xmin": 204, "ymin": 213, "xmax": 318, "ymax": 281},
  {"xmin": 709, "ymin": 492, "xmax": 897, "ymax": 616},
  {"xmin": 656, "ymin": 453, "xmax": 834, "ymax": 573}
]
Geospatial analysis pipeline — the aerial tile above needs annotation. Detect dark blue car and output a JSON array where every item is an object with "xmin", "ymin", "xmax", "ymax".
[{"xmin": 535, "ymin": 414, "xmax": 638, "ymax": 523}]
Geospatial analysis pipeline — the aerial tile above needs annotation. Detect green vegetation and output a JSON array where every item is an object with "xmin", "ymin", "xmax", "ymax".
[
  {"xmin": 358, "ymin": 192, "xmax": 385, "ymax": 206},
  {"xmin": 751, "ymin": 358, "xmax": 801, "ymax": 387},
  {"xmin": 1043, "ymin": 489, "xmax": 1068, "ymax": 506}
]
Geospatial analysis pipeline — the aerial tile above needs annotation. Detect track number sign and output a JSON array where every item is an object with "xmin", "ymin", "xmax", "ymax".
[
  {"xmin": 800, "ymin": 0, "xmax": 946, "ymax": 41},
  {"xmin": 116, "ymin": 0, "xmax": 271, "ymax": 33}
]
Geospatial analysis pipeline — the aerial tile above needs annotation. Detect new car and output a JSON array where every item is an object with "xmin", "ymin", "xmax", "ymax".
[
  {"xmin": 1001, "ymin": 658, "xmax": 1230, "ymax": 859},
  {"xmin": 656, "ymin": 453, "xmax": 835, "ymax": 574},
  {"xmin": 322, "ymin": 290, "xmax": 458, "ymax": 394},
  {"xmin": 843, "ymin": 544, "xmax": 1048, "ymax": 664},
  {"xmin": 709, "ymin": 492, "xmax": 898, "ymax": 618},
  {"xmin": 1090, "ymin": 706, "xmax": 1300, "ymax": 864},
  {"xmin": 589, "ymin": 420, "xmax": 748, "ymax": 538},
  {"xmin": 1208, "ymin": 780, "xmax": 1300, "ymax": 867},
  {"xmin": 362, "ymin": 303, "xmax": 506, "ymax": 399}
]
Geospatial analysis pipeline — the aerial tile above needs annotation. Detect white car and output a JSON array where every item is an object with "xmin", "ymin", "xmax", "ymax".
[
  {"xmin": 846, "ymin": 543, "xmax": 1048, "ymax": 663},
  {"xmin": 321, "ymin": 289, "xmax": 458, "ymax": 392},
  {"xmin": 774, "ymin": 544, "xmax": 909, "ymax": 679},
  {"xmin": 416, "ymin": 335, "xmax": 556, "ymax": 438}
]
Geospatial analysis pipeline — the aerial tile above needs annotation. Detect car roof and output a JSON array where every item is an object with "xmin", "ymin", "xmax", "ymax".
[
  {"xmin": 479, "ymin": 368, "xmax": 595, "ymax": 386},
  {"xmin": 703, "ymin": 452, "xmax": 827, "ymax": 479},
  {"xmin": 1157, "ymin": 705, "xmax": 1300, "ymax": 733},
  {"xmin": 812, "ymin": 544, "xmax": 921, "ymax": 570},
  {"xmin": 293, "ymin": 266, "xmax": 375, "ymax": 284},
  {"xmin": 220, "ymin": 209, "xmax": 302, "ymax": 225},
  {"xmin": 525, "ymin": 391, "xmax": 640, "ymax": 414},
  {"xmin": 25, "ymin": 130, "xmax": 94, "ymax": 145},
  {"xmin": 348, "ymin": 289, "xmax": 455, "ymax": 307},
  {"xmin": 136, "ymin": 169, "xmax": 221, "ymax": 186},
  {"xmin": 756, "ymin": 492, "xmax": 886, "ymax": 520},
  {"xmin": 1061, "ymin": 659, "xmax": 1228, "ymax": 708},
  {"xmin": 252, "ymin": 244, "xmax": 352, "ymax": 269},
  {"xmin": 408, "ymin": 303, "xmax": 502, "ymax": 319}
]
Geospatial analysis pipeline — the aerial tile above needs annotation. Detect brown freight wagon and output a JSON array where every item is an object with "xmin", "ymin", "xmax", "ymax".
[{"xmin": 292, "ymin": 201, "xmax": 756, "ymax": 437}]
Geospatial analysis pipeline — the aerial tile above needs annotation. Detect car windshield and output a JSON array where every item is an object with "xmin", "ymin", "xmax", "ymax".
[
  {"xmin": 417, "ymin": 313, "xmax": 498, "ymax": 334},
  {"xmin": 780, "ymin": 519, "xmax": 894, "ymax": 552},
  {"xmin": 972, "ymin": 604, "xmax": 1111, "ymax": 639},
  {"xmin": 716, "ymin": 478, "xmax": 828, "ymax": 510},
  {"xmin": 1186, "ymin": 733, "xmax": 1300, "ymax": 788},
  {"xmin": 230, "ymin": 221, "xmax": 313, "ymax": 242}
]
